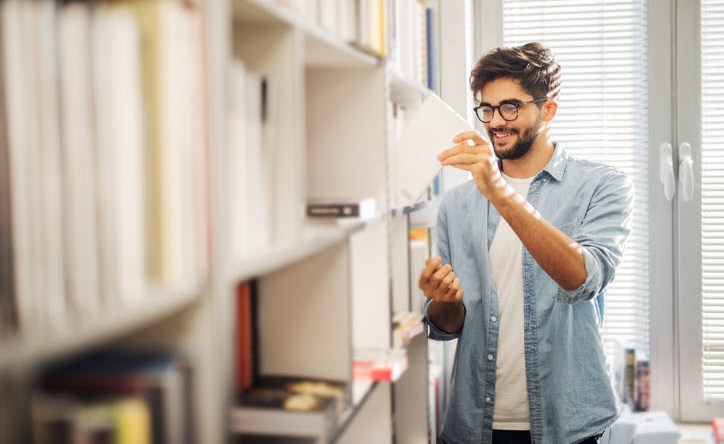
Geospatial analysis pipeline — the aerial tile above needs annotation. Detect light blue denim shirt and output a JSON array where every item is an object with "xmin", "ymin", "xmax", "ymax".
[{"xmin": 424, "ymin": 143, "xmax": 634, "ymax": 444}]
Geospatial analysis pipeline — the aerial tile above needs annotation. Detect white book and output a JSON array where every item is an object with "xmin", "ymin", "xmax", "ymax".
[
  {"xmin": 186, "ymin": 5, "xmax": 209, "ymax": 279},
  {"xmin": 228, "ymin": 60, "xmax": 250, "ymax": 259},
  {"xmin": 91, "ymin": 4, "xmax": 146, "ymax": 307},
  {"xmin": 392, "ymin": 93, "xmax": 475, "ymax": 208},
  {"xmin": 245, "ymin": 72, "xmax": 270, "ymax": 251},
  {"xmin": 318, "ymin": 0, "xmax": 337, "ymax": 34},
  {"xmin": 33, "ymin": 0, "xmax": 67, "ymax": 332},
  {"xmin": 156, "ymin": 1, "xmax": 198, "ymax": 289},
  {"xmin": 59, "ymin": 2, "xmax": 101, "ymax": 320},
  {"xmin": 338, "ymin": 0, "xmax": 356, "ymax": 42},
  {"xmin": 631, "ymin": 411, "xmax": 681, "ymax": 444},
  {"xmin": 2, "ymin": 0, "xmax": 44, "ymax": 334}
]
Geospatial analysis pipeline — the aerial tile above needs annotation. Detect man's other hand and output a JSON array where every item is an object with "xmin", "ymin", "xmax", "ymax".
[{"xmin": 418, "ymin": 256, "xmax": 464, "ymax": 303}]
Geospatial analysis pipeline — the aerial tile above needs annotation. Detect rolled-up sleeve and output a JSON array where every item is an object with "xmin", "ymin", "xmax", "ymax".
[
  {"xmin": 423, "ymin": 195, "xmax": 463, "ymax": 340},
  {"xmin": 556, "ymin": 170, "xmax": 635, "ymax": 303}
]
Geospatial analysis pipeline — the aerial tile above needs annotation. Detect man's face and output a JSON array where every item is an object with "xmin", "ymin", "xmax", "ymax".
[{"xmin": 480, "ymin": 78, "xmax": 546, "ymax": 160}]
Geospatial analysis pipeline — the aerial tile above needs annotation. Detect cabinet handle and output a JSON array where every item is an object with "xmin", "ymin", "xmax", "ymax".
[
  {"xmin": 679, "ymin": 142, "xmax": 695, "ymax": 202},
  {"xmin": 660, "ymin": 142, "xmax": 675, "ymax": 201}
]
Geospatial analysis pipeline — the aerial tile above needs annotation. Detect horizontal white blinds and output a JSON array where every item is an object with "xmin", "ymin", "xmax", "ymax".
[
  {"xmin": 701, "ymin": 0, "xmax": 724, "ymax": 400},
  {"xmin": 502, "ymin": 0, "xmax": 650, "ymax": 356}
]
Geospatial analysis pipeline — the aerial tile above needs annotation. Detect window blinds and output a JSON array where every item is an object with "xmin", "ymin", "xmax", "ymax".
[
  {"xmin": 501, "ymin": 0, "xmax": 651, "ymax": 357},
  {"xmin": 701, "ymin": 0, "xmax": 724, "ymax": 400}
]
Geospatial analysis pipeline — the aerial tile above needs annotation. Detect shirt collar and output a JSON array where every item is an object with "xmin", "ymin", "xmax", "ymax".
[
  {"xmin": 494, "ymin": 142, "xmax": 568, "ymax": 182},
  {"xmin": 540, "ymin": 141, "xmax": 567, "ymax": 182}
]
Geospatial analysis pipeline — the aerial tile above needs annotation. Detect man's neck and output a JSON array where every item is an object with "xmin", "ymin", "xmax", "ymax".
[{"xmin": 500, "ymin": 137, "xmax": 555, "ymax": 179}]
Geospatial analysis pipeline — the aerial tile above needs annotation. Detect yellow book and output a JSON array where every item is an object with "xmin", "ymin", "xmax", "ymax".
[
  {"xmin": 117, "ymin": 0, "xmax": 200, "ymax": 288},
  {"xmin": 113, "ymin": 398, "xmax": 151, "ymax": 444}
]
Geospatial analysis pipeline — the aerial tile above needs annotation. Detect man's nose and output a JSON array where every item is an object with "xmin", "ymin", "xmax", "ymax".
[{"xmin": 489, "ymin": 108, "xmax": 507, "ymax": 128}]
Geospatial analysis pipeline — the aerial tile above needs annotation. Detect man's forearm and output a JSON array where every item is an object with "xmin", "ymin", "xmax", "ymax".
[
  {"xmin": 428, "ymin": 299, "xmax": 465, "ymax": 334},
  {"xmin": 489, "ymin": 184, "xmax": 587, "ymax": 291}
]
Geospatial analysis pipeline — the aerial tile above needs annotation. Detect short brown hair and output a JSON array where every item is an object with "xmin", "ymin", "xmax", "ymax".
[{"xmin": 469, "ymin": 42, "xmax": 562, "ymax": 102}]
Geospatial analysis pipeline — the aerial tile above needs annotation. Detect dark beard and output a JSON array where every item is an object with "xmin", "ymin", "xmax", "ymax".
[{"xmin": 489, "ymin": 126, "xmax": 538, "ymax": 160}]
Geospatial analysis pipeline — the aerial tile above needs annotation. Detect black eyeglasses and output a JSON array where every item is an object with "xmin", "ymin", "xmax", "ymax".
[{"xmin": 473, "ymin": 98, "xmax": 549, "ymax": 123}]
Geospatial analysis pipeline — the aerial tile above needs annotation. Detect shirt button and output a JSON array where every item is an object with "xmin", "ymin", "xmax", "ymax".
[
  {"xmin": 491, "ymin": 316, "xmax": 497, "ymax": 322},
  {"xmin": 487, "ymin": 354, "xmax": 494, "ymax": 361},
  {"xmin": 485, "ymin": 396, "xmax": 492, "ymax": 403}
]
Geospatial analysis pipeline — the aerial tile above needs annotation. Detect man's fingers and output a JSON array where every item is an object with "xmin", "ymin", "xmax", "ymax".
[
  {"xmin": 437, "ymin": 142, "xmax": 481, "ymax": 163},
  {"xmin": 442, "ymin": 284, "xmax": 457, "ymax": 301},
  {"xmin": 441, "ymin": 153, "xmax": 481, "ymax": 166},
  {"xmin": 442, "ymin": 271, "xmax": 455, "ymax": 286},
  {"xmin": 431, "ymin": 264, "xmax": 452, "ymax": 285},
  {"xmin": 454, "ymin": 288, "xmax": 464, "ymax": 301},
  {"xmin": 453, "ymin": 130, "xmax": 487, "ymax": 146},
  {"xmin": 419, "ymin": 258, "xmax": 443, "ymax": 293},
  {"xmin": 421, "ymin": 257, "xmax": 441, "ymax": 280}
]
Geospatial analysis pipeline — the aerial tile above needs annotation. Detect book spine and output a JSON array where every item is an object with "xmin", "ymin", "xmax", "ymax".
[
  {"xmin": 307, "ymin": 203, "xmax": 364, "ymax": 218},
  {"xmin": 624, "ymin": 347, "xmax": 635, "ymax": 406}
]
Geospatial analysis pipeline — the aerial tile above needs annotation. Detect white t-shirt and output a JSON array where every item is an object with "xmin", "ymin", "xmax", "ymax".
[{"xmin": 489, "ymin": 173, "xmax": 534, "ymax": 430}]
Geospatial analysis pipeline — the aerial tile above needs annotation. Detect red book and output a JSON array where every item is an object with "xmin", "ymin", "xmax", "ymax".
[
  {"xmin": 235, "ymin": 282, "xmax": 254, "ymax": 394},
  {"xmin": 713, "ymin": 417, "xmax": 724, "ymax": 444}
]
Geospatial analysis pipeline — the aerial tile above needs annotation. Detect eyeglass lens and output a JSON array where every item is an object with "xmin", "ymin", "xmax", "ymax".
[{"xmin": 479, "ymin": 103, "xmax": 519, "ymax": 123}]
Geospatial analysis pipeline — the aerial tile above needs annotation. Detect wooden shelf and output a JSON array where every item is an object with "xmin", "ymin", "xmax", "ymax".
[
  {"xmin": 232, "ymin": 213, "xmax": 386, "ymax": 282},
  {"xmin": 0, "ymin": 288, "xmax": 202, "ymax": 372}
]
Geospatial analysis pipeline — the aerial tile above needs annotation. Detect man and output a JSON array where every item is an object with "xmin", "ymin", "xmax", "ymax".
[{"xmin": 420, "ymin": 42, "xmax": 633, "ymax": 444}]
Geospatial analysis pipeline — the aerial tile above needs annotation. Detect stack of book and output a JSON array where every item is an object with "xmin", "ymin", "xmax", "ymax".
[
  {"xmin": 353, "ymin": 348, "xmax": 408, "ymax": 382},
  {"xmin": 230, "ymin": 376, "xmax": 350, "ymax": 442},
  {"xmin": 32, "ymin": 352, "xmax": 194, "ymax": 444},
  {"xmin": 0, "ymin": 0, "xmax": 208, "ymax": 338}
]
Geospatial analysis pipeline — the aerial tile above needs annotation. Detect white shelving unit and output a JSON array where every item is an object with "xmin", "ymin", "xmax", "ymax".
[
  {"xmin": 0, "ymin": 0, "xmax": 470, "ymax": 443},
  {"xmin": 0, "ymin": 289, "xmax": 201, "ymax": 372}
]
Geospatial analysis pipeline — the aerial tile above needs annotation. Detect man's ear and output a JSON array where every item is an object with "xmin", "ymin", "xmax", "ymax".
[{"xmin": 542, "ymin": 100, "xmax": 558, "ymax": 121}]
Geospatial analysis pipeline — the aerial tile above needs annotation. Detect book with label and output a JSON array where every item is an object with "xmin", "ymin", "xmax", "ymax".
[{"xmin": 306, "ymin": 197, "xmax": 376, "ymax": 219}]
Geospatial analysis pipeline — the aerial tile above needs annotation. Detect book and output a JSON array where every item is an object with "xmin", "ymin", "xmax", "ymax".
[
  {"xmin": 353, "ymin": 348, "xmax": 407, "ymax": 382},
  {"xmin": 634, "ymin": 360, "xmax": 650, "ymax": 411},
  {"xmin": 0, "ymin": 8, "xmax": 17, "ymax": 336},
  {"xmin": 58, "ymin": 1, "xmax": 102, "ymax": 322},
  {"xmin": 230, "ymin": 376, "xmax": 349, "ymax": 440},
  {"xmin": 32, "ymin": 395, "xmax": 140, "ymax": 444},
  {"xmin": 630, "ymin": 411, "xmax": 680, "ymax": 444},
  {"xmin": 91, "ymin": 2, "xmax": 146, "ymax": 308},
  {"xmin": 624, "ymin": 347, "xmax": 636, "ymax": 406},
  {"xmin": 39, "ymin": 352, "xmax": 192, "ymax": 444},
  {"xmin": 712, "ymin": 417, "xmax": 724, "ymax": 444},
  {"xmin": 236, "ymin": 281, "xmax": 258, "ymax": 394},
  {"xmin": 34, "ymin": 0, "xmax": 67, "ymax": 333},
  {"xmin": 306, "ymin": 197, "xmax": 376, "ymax": 219},
  {"xmin": 392, "ymin": 92, "xmax": 475, "ymax": 208}
]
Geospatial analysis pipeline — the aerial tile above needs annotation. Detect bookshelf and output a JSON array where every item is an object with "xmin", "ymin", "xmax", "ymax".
[{"xmin": 0, "ymin": 0, "xmax": 459, "ymax": 442}]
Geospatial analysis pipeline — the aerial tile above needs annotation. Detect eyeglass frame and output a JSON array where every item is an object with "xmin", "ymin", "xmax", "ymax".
[{"xmin": 473, "ymin": 98, "xmax": 549, "ymax": 123}]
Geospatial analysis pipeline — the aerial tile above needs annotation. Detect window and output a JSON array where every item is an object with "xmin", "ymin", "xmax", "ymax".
[
  {"xmin": 501, "ymin": 0, "xmax": 651, "ymax": 358},
  {"xmin": 699, "ymin": 0, "xmax": 724, "ymax": 401}
]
